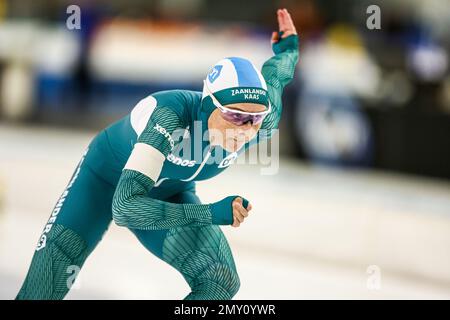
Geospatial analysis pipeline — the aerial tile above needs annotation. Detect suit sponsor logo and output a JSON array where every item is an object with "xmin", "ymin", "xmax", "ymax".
[
  {"xmin": 154, "ymin": 123, "xmax": 175, "ymax": 149},
  {"xmin": 167, "ymin": 153, "xmax": 196, "ymax": 167},
  {"xmin": 218, "ymin": 152, "xmax": 238, "ymax": 168}
]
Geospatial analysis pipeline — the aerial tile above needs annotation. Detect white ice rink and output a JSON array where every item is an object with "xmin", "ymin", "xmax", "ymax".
[{"xmin": 1, "ymin": 124, "xmax": 450, "ymax": 299}]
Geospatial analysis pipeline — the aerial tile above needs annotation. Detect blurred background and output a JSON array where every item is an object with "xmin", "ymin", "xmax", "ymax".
[{"xmin": 0, "ymin": 0, "xmax": 450, "ymax": 299}]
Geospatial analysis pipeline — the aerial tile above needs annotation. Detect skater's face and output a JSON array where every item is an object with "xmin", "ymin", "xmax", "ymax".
[{"xmin": 208, "ymin": 103, "xmax": 266, "ymax": 152}]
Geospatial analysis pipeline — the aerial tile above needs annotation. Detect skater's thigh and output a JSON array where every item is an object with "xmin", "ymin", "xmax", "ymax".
[
  {"xmin": 130, "ymin": 189, "xmax": 201, "ymax": 259},
  {"xmin": 42, "ymin": 150, "xmax": 115, "ymax": 251},
  {"xmin": 161, "ymin": 192, "xmax": 236, "ymax": 271},
  {"xmin": 132, "ymin": 190, "xmax": 236, "ymax": 273},
  {"xmin": 162, "ymin": 223, "xmax": 236, "ymax": 273}
]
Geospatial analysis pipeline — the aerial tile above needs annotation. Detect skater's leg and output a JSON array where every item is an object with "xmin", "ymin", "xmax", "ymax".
[
  {"xmin": 16, "ymin": 149, "xmax": 115, "ymax": 300},
  {"xmin": 132, "ymin": 190, "xmax": 240, "ymax": 300}
]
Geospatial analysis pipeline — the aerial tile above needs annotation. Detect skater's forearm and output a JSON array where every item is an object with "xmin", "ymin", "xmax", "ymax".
[
  {"xmin": 112, "ymin": 170, "xmax": 233, "ymax": 230},
  {"xmin": 112, "ymin": 169, "xmax": 212, "ymax": 230},
  {"xmin": 263, "ymin": 35, "xmax": 299, "ymax": 89}
]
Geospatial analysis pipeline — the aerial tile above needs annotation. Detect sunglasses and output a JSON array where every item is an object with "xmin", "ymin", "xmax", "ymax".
[{"xmin": 203, "ymin": 80, "xmax": 271, "ymax": 126}]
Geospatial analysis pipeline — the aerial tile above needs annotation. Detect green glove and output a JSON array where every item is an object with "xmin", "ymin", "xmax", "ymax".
[
  {"xmin": 210, "ymin": 196, "xmax": 250, "ymax": 225},
  {"xmin": 273, "ymin": 33, "xmax": 299, "ymax": 55}
]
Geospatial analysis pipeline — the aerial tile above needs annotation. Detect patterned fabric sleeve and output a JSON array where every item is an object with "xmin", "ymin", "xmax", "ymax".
[{"xmin": 259, "ymin": 35, "xmax": 299, "ymax": 139}]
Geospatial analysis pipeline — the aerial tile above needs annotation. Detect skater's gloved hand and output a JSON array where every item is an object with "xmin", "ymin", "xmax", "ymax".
[
  {"xmin": 271, "ymin": 8, "xmax": 299, "ymax": 54},
  {"xmin": 231, "ymin": 196, "xmax": 252, "ymax": 228},
  {"xmin": 210, "ymin": 196, "xmax": 252, "ymax": 227}
]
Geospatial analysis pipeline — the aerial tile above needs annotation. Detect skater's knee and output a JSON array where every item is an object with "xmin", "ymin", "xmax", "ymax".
[
  {"xmin": 194, "ymin": 263, "xmax": 240, "ymax": 299},
  {"xmin": 37, "ymin": 224, "xmax": 90, "ymax": 259},
  {"xmin": 221, "ymin": 266, "xmax": 241, "ymax": 298}
]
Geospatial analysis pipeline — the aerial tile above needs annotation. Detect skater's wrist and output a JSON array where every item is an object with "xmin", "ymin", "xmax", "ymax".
[
  {"xmin": 210, "ymin": 196, "xmax": 250, "ymax": 226},
  {"xmin": 210, "ymin": 196, "xmax": 237, "ymax": 225}
]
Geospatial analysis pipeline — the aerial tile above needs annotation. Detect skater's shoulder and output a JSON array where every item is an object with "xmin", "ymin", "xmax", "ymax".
[
  {"xmin": 145, "ymin": 89, "xmax": 202, "ymax": 123},
  {"xmin": 150, "ymin": 89, "xmax": 202, "ymax": 107},
  {"xmin": 130, "ymin": 90, "xmax": 201, "ymax": 128}
]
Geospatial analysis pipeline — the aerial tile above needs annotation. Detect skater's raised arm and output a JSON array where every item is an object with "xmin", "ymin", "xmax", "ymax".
[{"xmin": 259, "ymin": 9, "xmax": 299, "ymax": 137}]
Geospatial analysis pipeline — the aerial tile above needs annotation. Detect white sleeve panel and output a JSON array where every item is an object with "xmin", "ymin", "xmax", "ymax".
[
  {"xmin": 123, "ymin": 143, "xmax": 165, "ymax": 181},
  {"xmin": 130, "ymin": 95, "xmax": 157, "ymax": 137}
]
